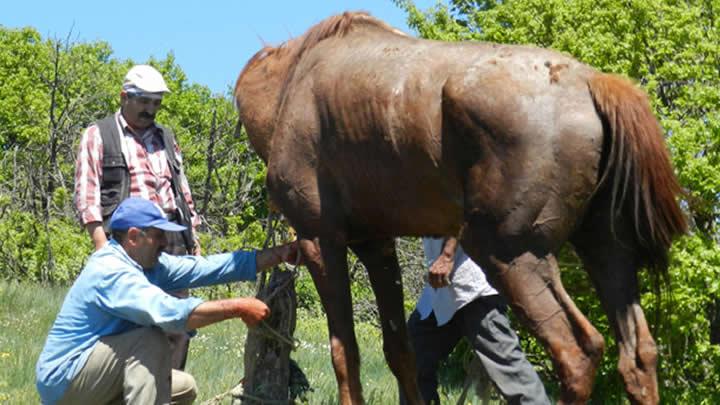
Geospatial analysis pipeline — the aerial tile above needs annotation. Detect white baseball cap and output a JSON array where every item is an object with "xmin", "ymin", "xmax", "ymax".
[{"xmin": 123, "ymin": 65, "xmax": 170, "ymax": 95}]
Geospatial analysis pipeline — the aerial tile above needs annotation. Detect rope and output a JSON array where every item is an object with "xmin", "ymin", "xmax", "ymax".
[
  {"xmin": 251, "ymin": 210, "xmax": 302, "ymax": 350},
  {"xmin": 254, "ymin": 320, "xmax": 300, "ymax": 350},
  {"xmin": 199, "ymin": 385, "xmax": 293, "ymax": 405},
  {"xmin": 199, "ymin": 386, "xmax": 234, "ymax": 405},
  {"xmin": 234, "ymin": 392, "xmax": 293, "ymax": 404},
  {"xmin": 262, "ymin": 269, "xmax": 299, "ymax": 304}
]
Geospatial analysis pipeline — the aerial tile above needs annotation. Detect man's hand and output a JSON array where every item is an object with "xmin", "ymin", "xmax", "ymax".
[
  {"xmin": 221, "ymin": 297, "xmax": 271, "ymax": 327},
  {"xmin": 186, "ymin": 297, "xmax": 270, "ymax": 330},
  {"xmin": 428, "ymin": 254, "xmax": 453, "ymax": 289},
  {"xmin": 276, "ymin": 240, "xmax": 303, "ymax": 265},
  {"xmin": 192, "ymin": 237, "xmax": 202, "ymax": 256},
  {"xmin": 428, "ymin": 237, "xmax": 459, "ymax": 289},
  {"xmin": 256, "ymin": 241, "xmax": 304, "ymax": 272},
  {"xmin": 86, "ymin": 222, "xmax": 108, "ymax": 251}
]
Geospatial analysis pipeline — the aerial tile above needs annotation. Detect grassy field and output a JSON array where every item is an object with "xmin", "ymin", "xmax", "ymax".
[{"xmin": 0, "ymin": 281, "xmax": 493, "ymax": 404}]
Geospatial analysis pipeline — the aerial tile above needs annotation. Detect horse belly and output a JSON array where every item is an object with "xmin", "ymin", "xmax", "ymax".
[{"xmin": 329, "ymin": 153, "xmax": 464, "ymax": 238}]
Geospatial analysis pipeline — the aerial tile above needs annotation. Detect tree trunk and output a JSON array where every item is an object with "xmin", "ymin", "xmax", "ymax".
[
  {"xmin": 234, "ymin": 269, "xmax": 297, "ymax": 404},
  {"xmin": 710, "ymin": 298, "xmax": 720, "ymax": 345}
]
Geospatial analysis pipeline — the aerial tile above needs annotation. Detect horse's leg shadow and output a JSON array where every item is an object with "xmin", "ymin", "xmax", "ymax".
[
  {"xmin": 351, "ymin": 238, "xmax": 424, "ymax": 405},
  {"xmin": 461, "ymin": 224, "xmax": 605, "ymax": 405},
  {"xmin": 572, "ymin": 211, "xmax": 660, "ymax": 405}
]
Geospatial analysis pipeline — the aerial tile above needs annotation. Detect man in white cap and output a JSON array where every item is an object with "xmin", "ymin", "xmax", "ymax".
[
  {"xmin": 74, "ymin": 64, "xmax": 200, "ymax": 369},
  {"xmin": 37, "ymin": 197, "xmax": 302, "ymax": 405}
]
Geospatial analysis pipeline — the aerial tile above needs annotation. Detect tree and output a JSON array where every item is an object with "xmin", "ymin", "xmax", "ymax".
[
  {"xmin": 0, "ymin": 26, "xmax": 120, "ymax": 282},
  {"xmin": 0, "ymin": 26, "xmax": 268, "ymax": 283}
]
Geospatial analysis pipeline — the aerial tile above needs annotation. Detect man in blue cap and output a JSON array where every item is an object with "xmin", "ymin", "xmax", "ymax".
[
  {"xmin": 36, "ymin": 197, "xmax": 302, "ymax": 405},
  {"xmin": 74, "ymin": 64, "xmax": 203, "ymax": 372}
]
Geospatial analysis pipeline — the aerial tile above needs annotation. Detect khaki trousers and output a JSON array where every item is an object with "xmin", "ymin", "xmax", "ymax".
[{"xmin": 57, "ymin": 327, "xmax": 197, "ymax": 405}]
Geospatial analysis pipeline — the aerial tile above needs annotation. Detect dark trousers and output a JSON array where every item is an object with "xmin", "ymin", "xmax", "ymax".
[
  {"xmin": 404, "ymin": 295, "xmax": 549, "ymax": 405},
  {"xmin": 164, "ymin": 229, "xmax": 192, "ymax": 371}
]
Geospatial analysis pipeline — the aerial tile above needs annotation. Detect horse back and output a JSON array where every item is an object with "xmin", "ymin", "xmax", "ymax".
[{"xmin": 273, "ymin": 28, "xmax": 604, "ymax": 239}]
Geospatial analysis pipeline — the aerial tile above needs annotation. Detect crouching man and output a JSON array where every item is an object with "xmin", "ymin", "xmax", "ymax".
[{"xmin": 36, "ymin": 197, "xmax": 302, "ymax": 404}]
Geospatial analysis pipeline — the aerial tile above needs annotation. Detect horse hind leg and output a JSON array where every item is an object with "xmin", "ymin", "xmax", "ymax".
[
  {"xmin": 461, "ymin": 223, "xmax": 605, "ymax": 404},
  {"xmin": 351, "ymin": 238, "xmax": 424, "ymax": 405},
  {"xmin": 572, "ymin": 214, "xmax": 660, "ymax": 405}
]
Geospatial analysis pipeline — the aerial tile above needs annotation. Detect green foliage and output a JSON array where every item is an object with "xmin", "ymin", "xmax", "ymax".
[
  {"xmin": 0, "ymin": 25, "xmax": 270, "ymax": 283},
  {"xmin": 0, "ymin": 211, "xmax": 90, "ymax": 282},
  {"xmin": 653, "ymin": 234, "xmax": 720, "ymax": 402},
  {"xmin": 395, "ymin": 0, "xmax": 720, "ymax": 400},
  {"xmin": 0, "ymin": 27, "xmax": 49, "ymax": 149},
  {"xmin": 295, "ymin": 271, "xmax": 324, "ymax": 315}
]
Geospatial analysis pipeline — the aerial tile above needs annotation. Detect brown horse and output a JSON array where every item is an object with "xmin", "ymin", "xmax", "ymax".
[{"xmin": 234, "ymin": 12, "xmax": 686, "ymax": 405}]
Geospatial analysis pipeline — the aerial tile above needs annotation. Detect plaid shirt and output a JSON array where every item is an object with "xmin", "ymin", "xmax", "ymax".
[{"xmin": 74, "ymin": 111, "xmax": 200, "ymax": 231}]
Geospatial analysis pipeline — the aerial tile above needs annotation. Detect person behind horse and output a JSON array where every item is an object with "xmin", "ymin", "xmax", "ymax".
[
  {"xmin": 404, "ymin": 237, "xmax": 549, "ymax": 404},
  {"xmin": 36, "ymin": 197, "xmax": 302, "ymax": 405},
  {"xmin": 74, "ymin": 64, "xmax": 200, "ymax": 369}
]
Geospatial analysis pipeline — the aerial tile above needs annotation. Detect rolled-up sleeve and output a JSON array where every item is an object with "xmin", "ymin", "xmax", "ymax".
[
  {"xmin": 152, "ymin": 250, "xmax": 258, "ymax": 292},
  {"xmin": 74, "ymin": 125, "xmax": 103, "ymax": 225}
]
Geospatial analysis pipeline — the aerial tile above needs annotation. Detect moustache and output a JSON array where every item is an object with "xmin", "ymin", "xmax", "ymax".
[{"xmin": 139, "ymin": 112, "xmax": 155, "ymax": 120}]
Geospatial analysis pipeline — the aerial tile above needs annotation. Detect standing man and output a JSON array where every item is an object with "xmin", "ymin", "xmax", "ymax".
[
  {"xmin": 75, "ymin": 64, "xmax": 199, "ymax": 369},
  {"xmin": 405, "ymin": 238, "xmax": 549, "ymax": 404},
  {"xmin": 37, "ymin": 197, "xmax": 302, "ymax": 405}
]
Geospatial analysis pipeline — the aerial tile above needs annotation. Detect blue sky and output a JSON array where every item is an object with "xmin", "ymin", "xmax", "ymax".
[{"xmin": 4, "ymin": 1, "xmax": 436, "ymax": 95}]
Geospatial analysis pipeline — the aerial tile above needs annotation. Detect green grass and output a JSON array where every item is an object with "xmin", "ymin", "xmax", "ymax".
[
  {"xmin": 0, "ymin": 281, "xmax": 67, "ymax": 404},
  {"xmin": 0, "ymin": 281, "xmax": 496, "ymax": 404}
]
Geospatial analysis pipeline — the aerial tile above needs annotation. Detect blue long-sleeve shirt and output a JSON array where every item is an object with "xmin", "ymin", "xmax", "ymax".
[{"xmin": 36, "ymin": 240, "xmax": 257, "ymax": 404}]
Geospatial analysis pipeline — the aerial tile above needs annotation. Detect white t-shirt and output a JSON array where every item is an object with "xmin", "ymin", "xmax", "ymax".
[{"xmin": 416, "ymin": 237, "xmax": 498, "ymax": 326}]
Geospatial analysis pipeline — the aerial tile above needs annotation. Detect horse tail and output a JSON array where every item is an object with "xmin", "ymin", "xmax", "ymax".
[{"xmin": 587, "ymin": 73, "xmax": 687, "ymax": 275}]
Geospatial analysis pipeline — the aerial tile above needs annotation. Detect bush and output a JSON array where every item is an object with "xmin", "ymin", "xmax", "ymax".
[{"xmin": 0, "ymin": 210, "xmax": 90, "ymax": 283}]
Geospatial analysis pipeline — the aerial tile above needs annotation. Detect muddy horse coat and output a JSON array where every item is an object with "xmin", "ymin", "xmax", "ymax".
[{"xmin": 234, "ymin": 12, "xmax": 686, "ymax": 405}]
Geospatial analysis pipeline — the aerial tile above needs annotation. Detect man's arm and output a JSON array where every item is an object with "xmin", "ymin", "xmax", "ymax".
[
  {"xmin": 186, "ymin": 297, "xmax": 270, "ymax": 329},
  {"xmin": 75, "ymin": 124, "xmax": 105, "ymax": 249},
  {"xmin": 428, "ymin": 237, "xmax": 458, "ymax": 288},
  {"xmin": 182, "ymin": 242, "xmax": 302, "ymax": 330},
  {"xmin": 192, "ymin": 236, "xmax": 202, "ymax": 256},
  {"xmin": 156, "ymin": 241, "xmax": 303, "ymax": 291},
  {"xmin": 86, "ymin": 222, "xmax": 108, "ymax": 251},
  {"xmin": 255, "ymin": 241, "xmax": 302, "ymax": 272}
]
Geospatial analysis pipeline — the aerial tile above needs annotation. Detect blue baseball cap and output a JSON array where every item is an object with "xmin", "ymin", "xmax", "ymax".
[{"xmin": 109, "ymin": 197, "xmax": 187, "ymax": 232}]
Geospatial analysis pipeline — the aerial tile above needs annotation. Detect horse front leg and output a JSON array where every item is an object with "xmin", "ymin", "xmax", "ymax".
[
  {"xmin": 299, "ymin": 237, "xmax": 364, "ymax": 404},
  {"xmin": 351, "ymin": 239, "xmax": 424, "ymax": 405}
]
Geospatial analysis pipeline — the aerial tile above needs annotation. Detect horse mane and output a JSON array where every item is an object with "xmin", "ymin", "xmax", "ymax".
[
  {"xmin": 235, "ymin": 11, "xmax": 402, "ymax": 109},
  {"xmin": 291, "ymin": 11, "xmax": 403, "ymax": 64}
]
